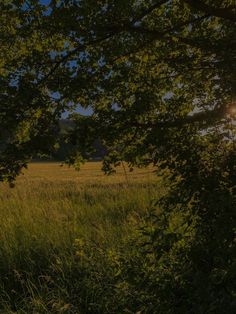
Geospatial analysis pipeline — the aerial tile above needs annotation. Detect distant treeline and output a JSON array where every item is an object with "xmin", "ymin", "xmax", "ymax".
[{"xmin": 36, "ymin": 120, "xmax": 107, "ymax": 161}]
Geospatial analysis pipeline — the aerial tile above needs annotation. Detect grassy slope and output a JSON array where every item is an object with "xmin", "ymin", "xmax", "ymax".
[{"xmin": 0, "ymin": 162, "xmax": 162, "ymax": 313}]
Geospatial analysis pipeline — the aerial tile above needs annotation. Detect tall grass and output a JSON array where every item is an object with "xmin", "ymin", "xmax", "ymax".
[{"xmin": 0, "ymin": 162, "xmax": 162, "ymax": 313}]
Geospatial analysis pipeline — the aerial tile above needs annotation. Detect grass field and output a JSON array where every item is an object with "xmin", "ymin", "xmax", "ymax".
[{"xmin": 0, "ymin": 162, "xmax": 162, "ymax": 313}]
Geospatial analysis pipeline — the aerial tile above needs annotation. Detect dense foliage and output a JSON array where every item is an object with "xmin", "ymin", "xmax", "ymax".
[
  {"xmin": 0, "ymin": 0, "xmax": 235, "ymax": 179},
  {"xmin": 0, "ymin": 0, "xmax": 236, "ymax": 312}
]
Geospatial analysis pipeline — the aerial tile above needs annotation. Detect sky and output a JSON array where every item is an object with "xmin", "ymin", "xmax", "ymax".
[{"xmin": 40, "ymin": 0, "xmax": 51, "ymax": 5}]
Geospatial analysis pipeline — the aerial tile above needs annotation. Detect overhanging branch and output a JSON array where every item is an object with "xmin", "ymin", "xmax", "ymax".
[
  {"xmin": 132, "ymin": 0, "xmax": 168, "ymax": 23},
  {"xmin": 183, "ymin": 0, "xmax": 236, "ymax": 22},
  {"xmin": 134, "ymin": 104, "xmax": 228, "ymax": 130}
]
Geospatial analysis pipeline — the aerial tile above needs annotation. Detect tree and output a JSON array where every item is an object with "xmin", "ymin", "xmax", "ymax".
[
  {"xmin": 0, "ymin": 0, "xmax": 236, "ymax": 311},
  {"xmin": 0, "ymin": 0, "xmax": 235, "ymax": 181}
]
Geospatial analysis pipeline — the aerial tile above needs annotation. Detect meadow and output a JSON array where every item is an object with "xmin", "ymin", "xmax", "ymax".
[{"xmin": 0, "ymin": 162, "xmax": 162, "ymax": 313}]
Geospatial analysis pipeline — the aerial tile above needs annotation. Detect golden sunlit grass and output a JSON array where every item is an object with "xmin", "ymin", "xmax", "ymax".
[
  {"xmin": 17, "ymin": 161, "xmax": 157, "ymax": 183},
  {"xmin": 0, "ymin": 162, "xmax": 162, "ymax": 312},
  {"xmin": 0, "ymin": 162, "xmax": 160, "ymax": 247}
]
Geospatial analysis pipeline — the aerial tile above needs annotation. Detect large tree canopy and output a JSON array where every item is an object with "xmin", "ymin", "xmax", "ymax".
[{"xmin": 0, "ymin": 0, "xmax": 235, "ymax": 181}]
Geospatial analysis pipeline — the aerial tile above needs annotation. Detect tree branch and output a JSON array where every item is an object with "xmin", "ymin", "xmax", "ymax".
[
  {"xmin": 148, "ymin": 104, "xmax": 228, "ymax": 129},
  {"xmin": 39, "ymin": 33, "xmax": 115, "ymax": 85},
  {"xmin": 132, "ymin": 0, "xmax": 168, "ymax": 23},
  {"xmin": 111, "ymin": 14, "xmax": 223, "ymax": 53},
  {"xmin": 183, "ymin": 0, "xmax": 236, "ymax": 22},
  {"xmin": 107, "ymin": 13, "xmax": 210, "ymax": 42}
]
